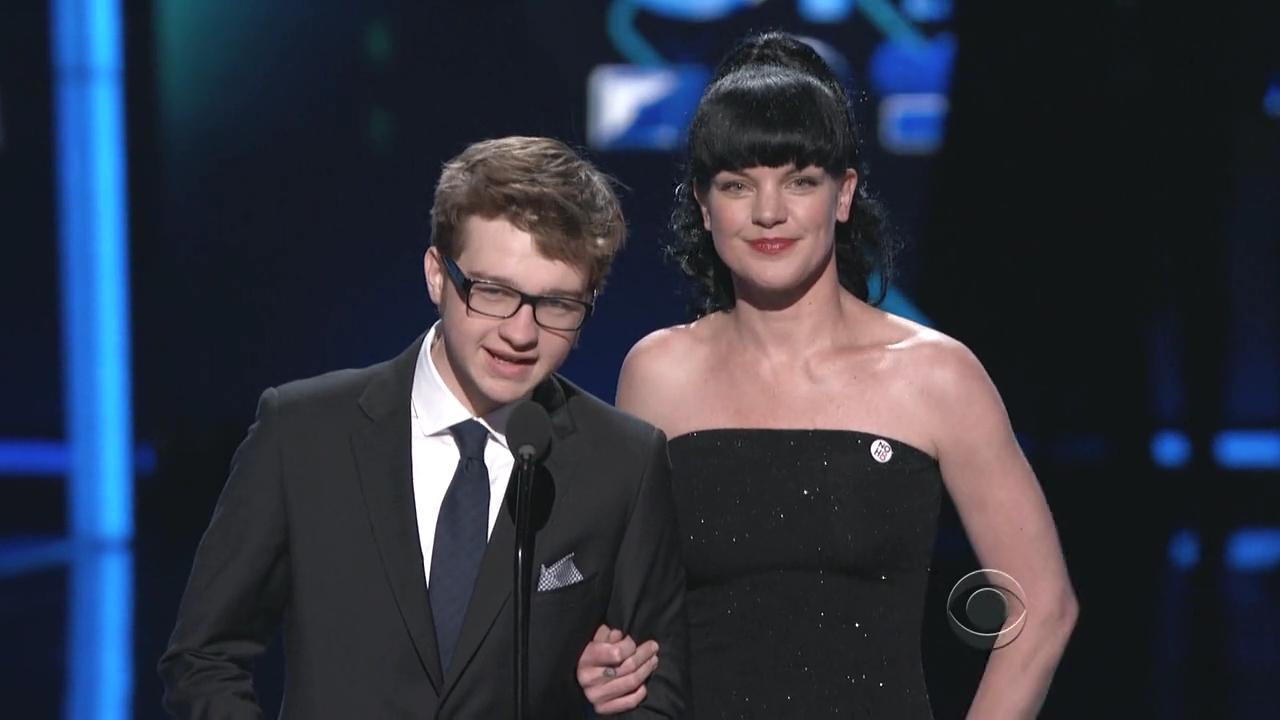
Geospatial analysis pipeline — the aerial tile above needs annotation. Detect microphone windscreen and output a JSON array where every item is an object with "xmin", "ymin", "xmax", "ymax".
[{"xmin": 507, "ymin": 400, "xmax": 552, "ymax": 461}]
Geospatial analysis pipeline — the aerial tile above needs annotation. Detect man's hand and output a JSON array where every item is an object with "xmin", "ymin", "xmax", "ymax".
[{"xmin": 577, "ymin": 625, "xmax": 660, "ymax": 715}]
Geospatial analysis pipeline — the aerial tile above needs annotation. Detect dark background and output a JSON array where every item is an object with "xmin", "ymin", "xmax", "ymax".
[{"xmin": 2, "ymin": 0, "xmax": 1277, "ymax": 717}]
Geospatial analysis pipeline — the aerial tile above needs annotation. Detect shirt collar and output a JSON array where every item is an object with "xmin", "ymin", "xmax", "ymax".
[{"xmin": 411, "ymin": 322, "xmax": 515, "ymax": 448}]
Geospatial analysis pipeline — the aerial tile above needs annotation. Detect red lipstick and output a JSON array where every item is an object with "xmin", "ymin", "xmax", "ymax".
[{"xmin": 748, "ymin": 237, "xmax": 798, "ymax": 255}]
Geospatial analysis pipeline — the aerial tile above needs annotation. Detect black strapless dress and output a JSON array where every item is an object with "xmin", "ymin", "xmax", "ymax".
[{"xmin": 669, "ymin": 430, "xmax": 942, "ymax": 719}]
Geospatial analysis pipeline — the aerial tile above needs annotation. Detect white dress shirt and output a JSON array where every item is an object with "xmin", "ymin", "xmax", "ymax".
[{"xmin": 411, "ymin": 322, "xmax": 520, "ymax": 589}]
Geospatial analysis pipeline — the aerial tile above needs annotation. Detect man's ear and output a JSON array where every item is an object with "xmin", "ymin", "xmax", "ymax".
[{"xmin": 425, "ymin": 247, "xmax": 445, "ymax": 305}]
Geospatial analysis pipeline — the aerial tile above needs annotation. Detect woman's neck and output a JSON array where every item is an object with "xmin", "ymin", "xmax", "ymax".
[{"xmin": 722, "ymin": 262, "xmax": 866, "ymax": 363}]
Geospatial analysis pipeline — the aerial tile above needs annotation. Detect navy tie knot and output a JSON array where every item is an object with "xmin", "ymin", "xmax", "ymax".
[{"xmin": 450, "ymin": 419, "xmax": 489, "ymax": 461}]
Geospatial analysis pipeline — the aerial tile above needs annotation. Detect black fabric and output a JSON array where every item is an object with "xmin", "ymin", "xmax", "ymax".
[{"xmin": 670, "ymin": 429, "xmax": 942, "ymax": 719}]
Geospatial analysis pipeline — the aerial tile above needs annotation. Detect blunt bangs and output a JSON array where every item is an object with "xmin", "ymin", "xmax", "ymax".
[{"xmin": 689, "ymin": 67, "xmax": 853, "ymax": 187}]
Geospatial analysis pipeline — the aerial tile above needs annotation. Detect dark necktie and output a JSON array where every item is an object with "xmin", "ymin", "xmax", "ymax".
[{"xmin": 429, "ymin": 419, "xmax": 490, "ymax": 672}]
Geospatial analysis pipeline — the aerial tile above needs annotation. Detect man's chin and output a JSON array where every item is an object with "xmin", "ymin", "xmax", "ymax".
[{"xmin": 476, "ymin": 376, "xmax": 540, "ymax": 408}]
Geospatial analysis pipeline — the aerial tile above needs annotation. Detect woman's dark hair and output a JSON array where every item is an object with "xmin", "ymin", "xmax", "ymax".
[{"xmin": 669, "ymin": 32, "xmax": 896, "ymax": 316}]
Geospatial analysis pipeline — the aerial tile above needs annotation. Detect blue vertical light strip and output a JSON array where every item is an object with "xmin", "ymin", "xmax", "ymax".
[
  {"xmin": 65, "ymin": 546, "xmax": 133, "ymax": 718},
  {"xmin": 51, "ymin": 2, "xmax": 132, "ymax": 718},
  {"xmin": 52, "ymin": 0, "xmax": 133, "ymax": 542}
]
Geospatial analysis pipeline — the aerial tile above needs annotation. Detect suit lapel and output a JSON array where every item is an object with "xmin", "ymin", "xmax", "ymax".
[
  {"xmin": 439, "ymin": 374, "xmax": 583, "ymax": 700},
  {"xmin": 537, "ymin": 376, "xmax": 586, "ymax": 516},
  {"xmin": 351, "ymin": 335, "xmax": 445, "ymax": 691}
]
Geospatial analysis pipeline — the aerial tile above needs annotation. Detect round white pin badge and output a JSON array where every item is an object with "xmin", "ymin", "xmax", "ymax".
[{"xmin": 870, "ymin": 438, "xmax": 894, "ymax": 463}]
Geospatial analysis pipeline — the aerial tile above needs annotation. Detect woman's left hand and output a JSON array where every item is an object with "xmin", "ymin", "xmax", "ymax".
[{"xmin": 576, "ymin": 624, "xmax": 661, "ymax": 715}]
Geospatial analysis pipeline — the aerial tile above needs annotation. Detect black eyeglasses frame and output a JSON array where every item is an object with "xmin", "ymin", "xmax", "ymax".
[{"xmin": 440, "ymin": 254, "xmax": 594, "ymax": 331}]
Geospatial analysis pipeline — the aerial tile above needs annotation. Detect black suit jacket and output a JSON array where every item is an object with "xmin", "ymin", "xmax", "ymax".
[{"xmin": 159, "ymin": 336, "xmax": 688, "ymax": 718}]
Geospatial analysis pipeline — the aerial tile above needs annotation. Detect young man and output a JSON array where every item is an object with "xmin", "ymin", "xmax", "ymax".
[{"xmin": 159, "ymin": 136, "xmax": 688, "ymax": 718}]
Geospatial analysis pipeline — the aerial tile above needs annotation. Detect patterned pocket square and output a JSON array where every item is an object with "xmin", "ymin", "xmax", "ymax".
[{"xmin": 537, "ymin": 552, "xmax": 585, "ymax": 592}]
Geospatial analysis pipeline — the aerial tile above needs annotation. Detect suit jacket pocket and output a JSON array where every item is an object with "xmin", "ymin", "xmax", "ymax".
[{"xmin": 532, "ymin": 571, "xmax": 599, "ymax": 608}]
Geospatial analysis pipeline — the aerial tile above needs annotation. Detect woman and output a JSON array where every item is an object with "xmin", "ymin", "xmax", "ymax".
[{"xmin": 579, "ymin": 33, "xmax": 1077, "ymax": 718}]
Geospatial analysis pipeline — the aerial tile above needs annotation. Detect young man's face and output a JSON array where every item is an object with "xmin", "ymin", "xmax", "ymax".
[{"xmin": 425, "ymin": 216, "xmax": 590, "ymax": 416}]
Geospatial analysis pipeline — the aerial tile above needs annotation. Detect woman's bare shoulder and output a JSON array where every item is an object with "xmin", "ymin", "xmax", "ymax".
[
  {"xmin": 877, "ymin": 312, "xmax": 1005, "ymax": 423},
  {"xmin": 616, "ymin": 318, "xmax": 721, "ymax": 423},
  {"xmin": 877, "ymin": 312, "xmax": 977, "ymax": 372},
  {"xmin": 619, "ymin": 320, "xmax": 711, "ymax": 384}
]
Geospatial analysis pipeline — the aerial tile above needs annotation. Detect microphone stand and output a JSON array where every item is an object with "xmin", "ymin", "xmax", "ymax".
[{"xmin": 511, "ymin": 446, "xmax": 536, "ymax": 720}]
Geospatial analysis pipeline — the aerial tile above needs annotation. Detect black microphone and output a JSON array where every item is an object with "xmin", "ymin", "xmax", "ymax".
[
  {"xmin": 505, "ymin": 399, "xmax": 553, "ymax": 720},
  {"xmin": 507, "ymin": 401, "xmax": 554, "ymax": 530},
  {"xmin": 507, "ymin": 401, "xmax": 552, "ymax": 464}
]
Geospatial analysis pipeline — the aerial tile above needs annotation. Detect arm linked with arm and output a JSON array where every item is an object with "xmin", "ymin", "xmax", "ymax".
[{"xmin": 605, "ymin": 428, "xmax": 690, "ymax": 719}]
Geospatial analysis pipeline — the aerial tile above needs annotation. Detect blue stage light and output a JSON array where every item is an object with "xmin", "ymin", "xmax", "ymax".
[
  {"xmin": 1167, "ymin": 528, "xmax": 1200, "ymax": 570},
  {"xmin": 0, "ymin": 537, "xmax": 75, "ymax": 580},
  {"xmin": 798, "ymin": 0, "xmax": 855, "ymax": 23},
  {"xmin": 1150, "ymin": 430, "xmax": 1192, "ymax": 469},
  {"xmin": 0, "ymin": 438, "xmax": 156, "ymax": 476},
  {"xmin": 66, "ymin": 546, "xmax": 134, "ymax": 720},
  {"xmin": 1225, "ymin": 528, "xmax": 1280, "ymax": 572},
  {"xmin": 1264, "ymin": 77, "xmax": 1280, "ymax": 119},
  {"xmin": 52, "ymin": 0, "xmax": 133, "ymax": 542},
  {"xmin": 1213, "ymin": 430, "xmax": 1280, "ymax": 470},
  {"xmin": 0, "ymin": 440, "xmax": 68, "ymax": 477},
  {"xmin": 903, "ymin": 0, "xmax": 952, "ymax": 23},
  {"xmin": 878, "ymin": 92, "xmax": 949, "ymax": 155},
  {"xmin": 50, "ymin": 2, "xmax": 133, "ymax": 717},
  {"xmin": 0, "ymin": 440, "xmax": 154, "ymax": 478},
  {"xmin": 631, "ymin": 0, "xmax": 755, "ymax": 21}
]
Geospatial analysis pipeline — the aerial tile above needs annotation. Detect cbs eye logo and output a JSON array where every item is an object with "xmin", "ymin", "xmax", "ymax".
[{"xmin": 946, "ymin": 569, "xmax": 1027, "ymax": 650}]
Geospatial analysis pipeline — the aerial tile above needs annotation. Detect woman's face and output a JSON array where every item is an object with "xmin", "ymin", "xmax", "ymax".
[{"xmin": 698, "ymin": 164, "xmax": 857, "ymax": 301}]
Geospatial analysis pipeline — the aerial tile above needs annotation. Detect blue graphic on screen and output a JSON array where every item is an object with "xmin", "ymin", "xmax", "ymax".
[
  {"xmin": 596, "ymin": 0, "xmax": 956, "ymax": 156},
  {"xmin": 902, "ymin": 0, "xmax": 952, "ymax": 23},
  {"xmin": 588, "ymin": 65, "xmax": 711, "ymax": 150},
  {"xmin": 868, "ymin": 33, "xmax": 955, "ymax": 95},
  {"xmin": 631, "ymin": 0, "xmax": 756, "ymax": 21},
  {"xmin": 878, "ymin": 93, "xmax": 948, "ymax": 155},
  {"xmin": 797, "ymin": 0, "xmax": 855, "ymax": 23}
]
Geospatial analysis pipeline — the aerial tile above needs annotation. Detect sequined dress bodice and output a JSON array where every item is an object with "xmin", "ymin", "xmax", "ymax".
[{"xmin": 669, "ymin": 430, "xmax": 942, "ymax": 719}]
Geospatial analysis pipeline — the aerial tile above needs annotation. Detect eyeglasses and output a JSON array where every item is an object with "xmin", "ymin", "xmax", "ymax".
[{"xmin": 441, "ymin": 255, "xmax": 594, "ymax": 331}]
